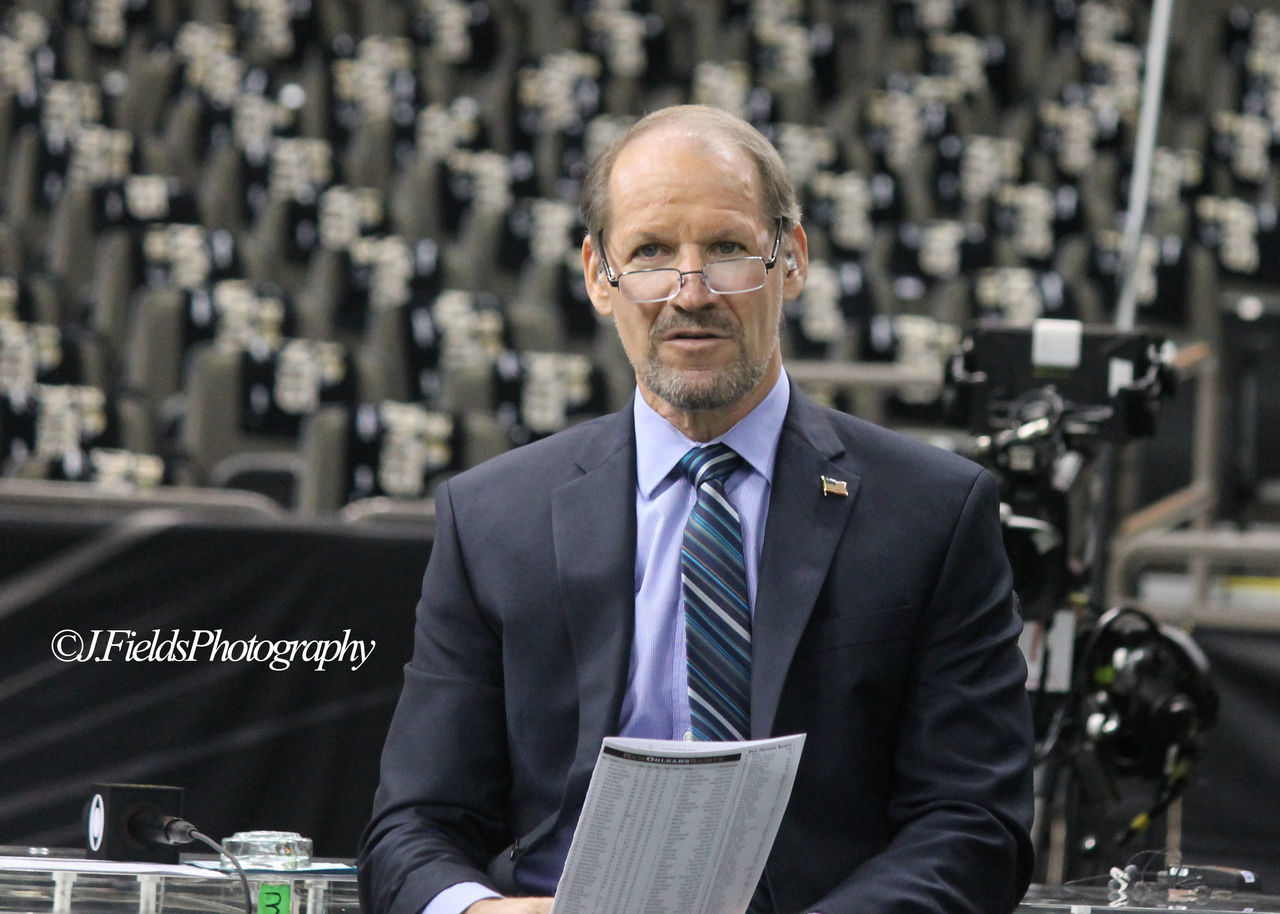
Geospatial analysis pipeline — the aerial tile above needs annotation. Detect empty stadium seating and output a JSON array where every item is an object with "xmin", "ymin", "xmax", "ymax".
[{"xmin": 0, "ymin": 0, "xmax": 1276, "ymax": 520}]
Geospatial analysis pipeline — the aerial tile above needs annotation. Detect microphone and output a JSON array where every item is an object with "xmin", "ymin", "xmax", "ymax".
[
  {"xmin": 128, "ymin": 809, "xmax": 199, "ymax": 846},
  {"xmin": 84, "ymin": 784, "xmax": 254, "ymax": 914},
  {"xmin": 130, "ymin": 810, "xmax": 257, "ymax": 914},
  {"xmin": 86, "ymin": 783, "xmax": 186, "ymax": 864}
]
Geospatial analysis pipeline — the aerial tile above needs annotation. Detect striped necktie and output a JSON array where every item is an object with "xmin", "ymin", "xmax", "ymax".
[{"xmin": 679, "ymin": 443, "xmax": 750, "ymax": 742}]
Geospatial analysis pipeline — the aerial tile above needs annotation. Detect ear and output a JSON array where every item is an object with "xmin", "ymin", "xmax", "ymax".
[
  {"xmin": 582, "ymin": 235, "xmax": 615, "ymax": 317},
  {"xmin": 781, "ymin": 223, "xmax": 809, "ymax": 300}
]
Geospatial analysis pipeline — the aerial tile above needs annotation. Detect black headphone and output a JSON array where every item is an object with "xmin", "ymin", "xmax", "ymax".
[{"xmin": 1075, "ymin": 606, "xmax": 1218, "ymax": 781}]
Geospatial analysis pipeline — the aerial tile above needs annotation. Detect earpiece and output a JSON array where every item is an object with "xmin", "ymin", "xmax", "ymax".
[{"xmin": 785, "ymin": 253, "xmax": 798, "ymax": 270}]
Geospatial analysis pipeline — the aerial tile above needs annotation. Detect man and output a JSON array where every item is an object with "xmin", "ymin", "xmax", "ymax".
[{"xmin": 358, "ymin": 104, "xmax": 1035, "ymax": 914}]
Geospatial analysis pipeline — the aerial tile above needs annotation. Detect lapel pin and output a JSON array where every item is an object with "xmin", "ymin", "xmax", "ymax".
[{"xmin": 821, "ymin": 476, "xmax": 848, "ymax": 497}]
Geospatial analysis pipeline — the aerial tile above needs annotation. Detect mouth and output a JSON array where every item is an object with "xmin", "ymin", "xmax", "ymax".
[
  {"xmin": 653, "ymin": 313, "xmax": 737, "ymax": 345},
  {"xmin": 663, "ymin": 328, "xmax": 728, "ymax": 342}
]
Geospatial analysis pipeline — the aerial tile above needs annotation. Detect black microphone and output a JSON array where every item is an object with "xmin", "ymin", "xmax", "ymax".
[
  {"xmin": 124, "ymin": 803, "xmax": 256, "ymax": 914},
  {"xmin": 128, "ymin": 808, "xmax": 199, "ymax": 846},
  {"xmin": 84, "ymin": 785, "xmax": 252, "ymax": 914},
  {"xmin": 86, "ymin": 783, "xmax": 185, "ymax": 863}
]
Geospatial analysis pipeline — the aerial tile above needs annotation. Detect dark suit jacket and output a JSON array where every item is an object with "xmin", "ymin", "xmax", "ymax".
[{"xmin": 358, "ymin": 382, "xmax": 1035, "ymax": 914}]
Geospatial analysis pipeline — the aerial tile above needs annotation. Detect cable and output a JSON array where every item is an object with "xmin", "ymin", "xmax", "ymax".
[
  {"xmin": 191, "ymin": 830, "xmax": 254, "ymax": 914},
  {"xmin": 131, "ymin": 812, "xmax": 253, "ymax": 914}
]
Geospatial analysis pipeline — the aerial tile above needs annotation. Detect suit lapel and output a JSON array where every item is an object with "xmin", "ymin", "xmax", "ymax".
[
  {"xmin": 751, "ymin": 387, "xmax": 861, "ymax": 738},
  {"xmin": 551, "ymin": 407, "xmax": 637, "ymax": 808}
]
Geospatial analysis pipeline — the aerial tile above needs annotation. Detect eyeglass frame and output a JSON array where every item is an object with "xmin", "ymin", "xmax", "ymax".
[{"xmin": 597, "ymin": 218, "xmax": 786, "ymax": 303}]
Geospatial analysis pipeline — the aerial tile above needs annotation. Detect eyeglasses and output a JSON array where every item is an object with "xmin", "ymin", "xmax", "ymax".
[{"xmin": 599, "ymin": 219, "xmax": 784, "ymax": 304}]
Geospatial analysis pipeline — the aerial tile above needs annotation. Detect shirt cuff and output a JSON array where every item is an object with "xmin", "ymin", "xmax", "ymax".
[{"xmin": 422, "ymin": 882, "xmax": 502, "ymax": 914}]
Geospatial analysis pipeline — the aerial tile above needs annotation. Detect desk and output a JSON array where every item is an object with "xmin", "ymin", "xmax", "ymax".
[
  {"xmin": 0, "ymin": 855, "xmax": 357, "ymax": 914},
  {"xmin": 1018, "ymin": 883, "xmax": 1280, "ymax": 913},
  {"xmin": 6, "ymin": 858, "xmax": 1280, "ymax": 914}
]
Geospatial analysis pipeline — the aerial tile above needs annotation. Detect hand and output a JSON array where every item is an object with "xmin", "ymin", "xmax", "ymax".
[{"xmin": 463, "ymin": 898, "xmax": 553, "ymax": 914}]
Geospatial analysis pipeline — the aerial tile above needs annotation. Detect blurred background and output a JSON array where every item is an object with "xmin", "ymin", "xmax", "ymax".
[{"xmin": 1, "ymin": 0, "xmax": 1279, "ymax": 892}]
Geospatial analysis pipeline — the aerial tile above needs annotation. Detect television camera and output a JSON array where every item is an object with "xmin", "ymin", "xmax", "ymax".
[{"xmin": 945, "ymin": 320, "xmax": 1219, "ymax": 883}]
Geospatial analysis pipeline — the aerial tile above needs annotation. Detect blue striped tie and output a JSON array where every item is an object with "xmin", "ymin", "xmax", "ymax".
[{"xmin": 679, "ymin": 443, "xmax": 750, "ymax": 742}]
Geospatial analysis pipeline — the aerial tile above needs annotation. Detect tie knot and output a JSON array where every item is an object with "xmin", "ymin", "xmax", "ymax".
[{"xmin": 679, "ymin": 443, "xmax": 742, "ymax": 489}]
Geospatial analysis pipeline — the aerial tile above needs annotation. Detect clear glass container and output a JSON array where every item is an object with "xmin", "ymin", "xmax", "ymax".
[{"xmin": 219, "ymin": 832, "xmax": 313, "ymax": 871}]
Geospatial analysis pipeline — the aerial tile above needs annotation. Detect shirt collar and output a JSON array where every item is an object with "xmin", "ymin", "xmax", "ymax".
[{"xmin": 635, "ymin": 369, "xmax": 791, "ymax": 497}]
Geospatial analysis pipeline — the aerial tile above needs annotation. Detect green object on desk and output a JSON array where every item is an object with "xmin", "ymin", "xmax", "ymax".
[{"xmin": 258, "ymin": 882, "xmax": 291, "ymax": 914}]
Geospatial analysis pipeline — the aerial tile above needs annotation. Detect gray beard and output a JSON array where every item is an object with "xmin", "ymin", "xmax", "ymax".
[{"xmin": 636, "ymin": 313, "xmax": 775, "ymax": 411}]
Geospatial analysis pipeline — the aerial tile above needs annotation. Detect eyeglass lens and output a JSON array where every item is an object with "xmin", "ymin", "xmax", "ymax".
[{"xmin": 619, "ymin": 259, "xmax": 767, "ymax": 302}]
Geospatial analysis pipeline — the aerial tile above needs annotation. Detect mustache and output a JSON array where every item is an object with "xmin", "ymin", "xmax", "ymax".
[{"xmin": 649, "ymin": 310, "xmax": 739, "ymax": 339}]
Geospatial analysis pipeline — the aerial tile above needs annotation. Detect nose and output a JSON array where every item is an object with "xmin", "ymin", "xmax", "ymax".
[{"xmin": 670, "ymin": 254, "xmax": 715, "ymax": 307}]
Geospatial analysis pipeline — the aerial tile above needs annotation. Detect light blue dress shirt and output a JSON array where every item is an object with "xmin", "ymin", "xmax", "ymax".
[
  {"xmin": 425, "ymin": 372, "xmax": 790, "ymax": 914},
  {"xmin": 620, "ymin": 371, "xmax": 788, "ymax": 741}
]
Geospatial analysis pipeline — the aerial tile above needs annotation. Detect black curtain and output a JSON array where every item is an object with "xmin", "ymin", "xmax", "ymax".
[{"xmin": 0, "ymin": 504, "xmax": 427, "ymax": 859}]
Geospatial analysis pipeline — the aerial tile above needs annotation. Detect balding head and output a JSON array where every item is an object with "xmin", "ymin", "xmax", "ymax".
[{"xmin": 580, "ymin": 105, "xmax": 801, "ymax": 254}]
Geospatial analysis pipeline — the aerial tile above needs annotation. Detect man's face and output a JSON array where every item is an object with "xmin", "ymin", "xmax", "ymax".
[{"xmin": 583, "ymin": 128, "xmax": 807, "ymax": 424}]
